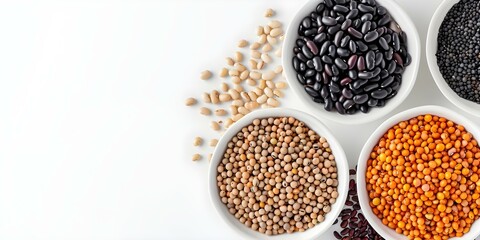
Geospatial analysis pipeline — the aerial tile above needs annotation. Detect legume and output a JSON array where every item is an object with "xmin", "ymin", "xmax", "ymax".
[
  {"xmin": 185, "ymin": 97, "xmax": 197, "ymax": 106},
  {"xmin": 292, "ymin": 0, "xmax": 411, "ymax": 115},
  {"xmin": 366, "ymin": 114, "xmax": 480, "ymax": 239},
  {"xmin": 216, "ymin": 117, "xmax": 338, "ymax": 235},
  {"xmin": 193, "ymin": 137, "xmax": 203, "ymax": 147},
  {"xmin": 437, "ymin": 0, "xmax": 480, "ymax": 104}
]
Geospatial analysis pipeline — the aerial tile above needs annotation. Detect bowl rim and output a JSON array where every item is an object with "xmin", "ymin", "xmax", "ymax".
[
  {"xmin": 357, "ymin": 105, "xmax": 480, "ymax": 240},
  {"xmin": 207, "ymin": 108, "xmax": 349, "ymax": 240},
  {"xmin": 425, "ymin": 0, "xmax": 480, "ymax": 118},
  {"xmin": 281, "ymin": 0, "xmax": 421, "ymax": 125}
]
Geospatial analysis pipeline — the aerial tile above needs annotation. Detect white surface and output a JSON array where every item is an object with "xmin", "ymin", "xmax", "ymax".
[
  {"xmin": 0, "ymin": 0, "xmax": 479, "ymax": 240},
  {"xmin": 357, "ymin": 106, "xmax": 480, "ymax": 240},
  {"xmin": 208, "ymin": 108, "xmax": 349, "ymax": 240},
  {"xmin": 282, "ymin": 0, "xmax": 421, "ymax": 125},
  {"xmin": 425, "ymin": 0, "xmax": 480, "ymax": 118}
]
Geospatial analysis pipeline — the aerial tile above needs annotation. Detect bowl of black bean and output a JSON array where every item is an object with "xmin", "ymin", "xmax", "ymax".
[
  {"xmin": 282, "ymin": 0, "xmax": 420, "ymax": 124},
  {"xmin": 426, "ymin": 0, "xmax": 480, "ymax": 118}
]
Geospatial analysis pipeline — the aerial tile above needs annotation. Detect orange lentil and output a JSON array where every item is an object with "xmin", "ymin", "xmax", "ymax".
[{"xmin": 366, "ymin": 114, "xmax": 480, "ymax": 239}]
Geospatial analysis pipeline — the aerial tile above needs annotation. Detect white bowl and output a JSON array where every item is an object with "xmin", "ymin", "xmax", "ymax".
[
  {"xmin": 282, "ymin": 0, "xmax": 421, "ymax": 125},
  {"xmin": 208, "ymin": 108, "xmax": 349, "ymax": 240},
  {"xmin": 426, "ymin": 0, "xmax": 480, "ymax": 118},
  {"xmin": 357, "ymin": 105, "xmax": 480, "ymax": 240}
]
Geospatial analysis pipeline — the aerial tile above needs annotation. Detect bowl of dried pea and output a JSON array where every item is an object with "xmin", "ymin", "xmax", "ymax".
[
  {"xmin": 208, "ymin": 108, "xmax": 349, "ymax": 240},
  {"xmin": 357, "ymin": 105, "xmax": 480, "ymax": 240}
]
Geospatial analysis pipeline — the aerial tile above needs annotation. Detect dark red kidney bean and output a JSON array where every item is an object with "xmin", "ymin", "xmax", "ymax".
[
  {"xmin": 371, "ymin": 89, "xmax": 388, "ymax": 99},
  {"xmin": 343, "ymin": 99, "xmax": 355, "ymax": 109},
  {"xmin": 367, "ymin": 98, "xmax": 378, "ymax": 107},
  {"xmin": 348, "ymin": 70, "xmax": 358, "ymax": 79},
  {"xmin": 302, "ymin": 45, "xmax": 314, "ymax": 59},
  {"xmin": 305, "ymin": 86, "xmax": 319, "ymax": 97},
  {"xmin": 363, "ymin": 83, "xmax": 379, "ymax": 92},
  {"xmin": 392, "ymin": 32, "xmax": 400, "ymax": 51},
  {"xmin": 361, "ymin": 21, "xmax": 371, "ymax": 34},
  {"xmin": 320, "ymin": 41, "xmax": 330, "ymax": 55},
  {"xmin": 366, "ymin": 51, "xmax": 375, "ymax": 70},
  {"xmin": 378, "ymin": 14, "xmax": 391, "ymax": 26},
  {"xmin": 381, "ymin": 76, "xmax": 394, "ymax": 88},
  {"xmin": 348, "ymin": 55, "xmax": 357, "ymax": 69},
  {"xmin": 322, "ymin": 16, "xmax": 337, "ymax": 26},
  {"xmin": 356, "ymin": 41, "xmax": 368, "ymax": 52},
  {"xmin": 313, "ymin": 57, "xmax": 322, "ymax": 71},
  {"xmin": 334, "ymin": 31, "xmax": 344, "ymax": 47},
  {"xmin": 335, "ymin": 58, "xmax": 348, "ymax": 70},
  {"xmin": 346, "ymin": 9, "xmax": 359, "ymax": 19},
  {"xmin": 347, "ymin": 27, "xmax": 363, "ymax": 39},
  {"xmin": 306, "ymin": 40, "xmax": 319, "ymax": 55},
  {"xmin": 334, "ymin": 231, "xmax": 342, "ymax": 239},
  {"xmin": 322, "ymin": 55, "xmax": 333, "ymax": 64},
  {"xmin": 340, "ymin": 77, "xmax": 352, "ymax": 86},
  {"xmin": 364, "ymin": 31, "xmax": 379, "ymax": 42},
  {"xmin": 378, "ymin": 37, "xmax": 389, "ymax": 50},
  {"xmin": 353, "ymin": 94, "xmax": 368, "ymax": 104},
  {"xmin": 393, "ymin": 52, "xmax": 403, "ymax": 66},
  {"xmin": 352, "ymin": 79, "xmax": 368, "ymax": 89},
  {"xmin": 342, "ymin": 88, "xmax": 353, "ymax": 98},
  {"xmin": 302, "ymin": 17, "xmax": 311, "ymax": 28},
  {"xmin": 324, "ymin": 98, "xmax": 333, "ymax": 111},
  {"xmin": 358, "ymin": 71, "xmax": 373, "ymax": 79},
  {"xmin": 353, "ymin": 204, "xmax": 361, "ymax": 210},
  {"xmin": 349, "ymin": 40, "xmax": 357, "ymax": 53},
  {"xmin": 358, "ymin": 4, "xmax": 374, "ymax": 12},
  {"xmin": 341, "ymin": 35, "xmax": 351, "ymax": 48},
  {"xmin": 323, "ymin": 72, "xmax": 330, "ymax": 84},
  {"xmin": 335, "ymin": 102, "xmax": 346, "ymax": 114},
  {"xmin": 375, "ymin": 53, "xmax": 384, "ymax": 66},
  {"xmin": 357, "ymin": 56, "xmax": 365, "ymax": 71},
  {"xmin": 341, "ymin": 19, "xmax": 352, "ymax": 30}
]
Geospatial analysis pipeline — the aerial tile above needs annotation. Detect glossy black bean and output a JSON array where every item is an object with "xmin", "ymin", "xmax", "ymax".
[
  {"xmin": 400, "ymin": 31, "xmax": 407, "ymax": 44},
  {"xmin": 320, "ymin": 85, "xmax": 329, "ymax": 98},
  {"xmin": 377, "ymin": 26, "xmax": 386, "ymax": 36},
  {"xmin": 328, "ymin": 45, "xmax": 337, "ymax": 57},
  {"xmin": 335, "ymin": 102, "xmax": 346, "ymax": 114},
  {"xmin": 379, "ymin": 69, "xmax": 389, "ymax": 79},
  {"xmin": 356, "ymin": 41, "xmax": 368, "ymax": 52},
  {"xmin": 378, "ymin": 37, "xmax": 389, "ymax": 50},
  {"xmin": 358, "ymin": 4, "xmax": 374, "ymax": 12},
  {"xmin": 311, "ymin": 12, "xmax": 319, "ymax": 20},
  {"xmin": 335, "ymin": 58, "xmax": 348, "ymax": 70},
  {"xmin": 392, "ymin": 32, "xmax": 400, "ymax": 51},
  {"xmin": 370, "ymin": 76, "xmax": 381, "ymax": 82},
  {"xmin": 394, "ymin": 64, "xmax": 404, "ymax": 74},
  {"xmin": 320, "ymin": 41, "xmax": 331, "ymax": 55},
  {"xmin": 299, "ymin": 62, "xmax": 306, "ymax": 71},
  {"xmin": 342, "ymin": 88, "xmax": 353, "ymax": 98},
  {"xmin": 375, "ymin": 53, "xmax": 384, "ymax": 66},
  {"xmin": 391, "ymin": 80, "xmax": 401, "ymax": 91},
  {"xmin": 296, "ymin": 39, "xmax": 306, "ymax": 47},
  {"xmin": 306, "ymin": 59, "xmax": 315, "ymax": 69},
  {"xmin": 364, "ymin": 31, "xmax": 379, "ymax": 43},
  {"xmin": 314, "ymin": 33, "xmax": 327, "ymax": 44},
  {"xmin": 302, "ymin": 45, "xmax": 314, "ymax": 59},
  {"xmin": 330, "ymin": 82, "xmax": 341, "ymax": 93},
  {"xmin": 371, "ymin": 89, "xmax": 388, "ymax": 99},
  {"xmin": 358, "ymin": 71, "xmax": 373, "ymax": 79},
  {"xmin": 322, "ymin": 55, "xmax": 333, "ymax": 64},
  {"xmin": 381, "ymin": 76, "xmax": 394, "ymax": 88},
  {"xmin": 348, "ymin": 55, "xmax": 357, "ymax": 69},
  {"xmin": 367, "ymin": 98, "xmax": 378, "ymax": 107},
  {"xmin": 328, "ymin": 24, "xmax": 341, "ymax": 35},
  {"xmin": 323, "ymin": 73, "xmax": 329, "ymax": 85},
  {"xmin": 322, "ymin": 16, "xmax": 337, "ymax": 26},
  {"xmin": 359, "ymin": 104, "xmax": 370, "ymax": 113},
  {"xmin": 331, "ymin": 65, "xmax": 340, "ymax": 76},
  {"xmin": 313, "ymin": 81, "xmax": 322, "ymax": 91},
  {"xmin": 348, "ymin": 70, "xmax": 358, "ymax": 79},
  {"xmin": 293, "ymin": 47, "xmax": 301, "ymax": 54},
  {"xmin": 353, "ymin": 19, "xmax": 362, "ymax": 29},
  {"xmin": 306, "ymin": 41, "xmax": 318, "ymax": 55},
  {"xmin": 366, "ymin": 50, "xmax": 375, "ymax": 70},
  {"xmin": 360, "ymin": 13, "xmax": 373, "ymax": 22},
  {"xmin": 313, "ymin": 97, "xmax": 325, "ymax": 103},
  {"xmin": 305, "ymin": 78, "xmax": 315, "ymax": 85},
  {"xmin": 337, "ymin": 48, "xmax": 350, "ymax": 57},
  {"xmin": 305, "ymin": 69, "xmax": 316, "ymax": 77},
  {"xmin": 330, "ymin": 92, "xmax": 339, "ymax": 101},
  {"xmin": 293, "ymin": 57, "xmax": 300, "ymax": 71},
  {"xmin": 324, "ymin": 0, "xmax": 333, "ymax": 8},
  {"xmin": 343, "ymin": 99, "xmax": 355, "ymax": 109},
  {"xmin": 346, "ymin": 9, "xmax": 359, "ymax": 20},
  {"xmin": 297, "ymin": 74, "xmax": 306, "ymax": 84},
  {"xmin": 367, "ymin": 44, "xmax": 378, "ymax": 51},
  {"xmin": 383, "ymin": 34, "xmax": 391, "ymax": 43},
  {"xmin": 315, "ymin": 72, "xmax": 322, "ymax": 82},
  {"xmin": 334, "ymin": 31, "xmax": 344, "ymax": 47},
  {"xmin": 340, "ymin": 35, "xmax": 350, "ymax": 48},
  {"xmin": 386, "ymin": 61, "xmax": 395, "ymax": 75},
  {"xmin": 305, "ymin": 29, "xmax": 317, "ymax": 36},
  {"xmin": 313, "ymin": 57, "xmax": 322, "ymax": 71},
  {"xmin": 302, "ymin": 17, "xmax": 312, "ymax": 28},
  {"xmin": 405, "ymin": 54, "xmax": 412, "ymax": 66},
  {"xmin": 297, "ymin": 53, "xmax": 308, "ymax": 62},
  {"xmin": 341, "ymin": 19, "xmax": 352, "ymax": 30},
  {"xmin": 350, "ymin": 0, "xmax": 358, "ymax": 9},
  {"xmin": 385, "ymin": 48, "xmax": 393, "ymax": 60},
  {"xmin": 347, "ymin": 27, "xmax": 363, "ymax": 39},
  {"xmin": 333, "ymin": 5, "xmax": 349, "ymax": 13},
  {"xmin": 352, "ymin": 79, "xmax": 368, "ymax": 89},
  {"xmin": 361, "ymin": 21, "xmax": 371, "ymax": 34},
  {"xmin": 385, "ymin": 87, "xmax": 393, "ymax": 95},
  {"xmin": 324, "ymin": 97, "xmax": 333, "ymax": 111},
  {"xmin": 349, "ymin": 40, "xmax": 357, "ymax": 53},
  {"xmin": 318, "ymin": 25, "xmax": 326, "ymax": 34},
  {"xmin": 340, "ymin": 77, "xmax": 352, "ymax": 86},
  {"xmin": 325, "ymin": 64, "xmax": 333, "ymax": 76},
  {"xmin": 363, "ymin": 83, "xmax": 379, "ymax": 92},
  {"xmin": 372, "ymin": 67, "xmax": 381, "ymax": 77},
  {"xmin": 305, "ymin": 86, "xmax": 319, "ymax": 97},
  {"xmin": 378, "ymin": 14, "xmax": 391, "ymax": 26},
  {"xmin": 316, "ymin": 3, "xmax": 325, "ymax": 13},
  {"xmin": 357, "ymin": 56, "xmax": 365, "ymax": 71},
  {"xmin": 377, "ymin": 5, "xmax": 387, "ymax": 15}
]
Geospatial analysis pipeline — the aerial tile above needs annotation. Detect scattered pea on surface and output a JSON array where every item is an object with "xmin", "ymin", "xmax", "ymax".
[
  {"xmin": 219, "ymin": 68, "xmax": 228, "ymax": 78},
  {"xmin": 200, "ymin": 107, "xmax": 211, "ymax": 116},
  {"xmin": 192, "ymin": 153, "xmax": 201, "ymax": 161},
  {"xmin": 237, "ymin": 39, "xmax": 249, "ymax": 48},
  {"xmin": 185, "ymin": 97, "xmax": 197, "ymax": 106},
  {"xmin": 209, "ymin": 139, "xmax": 218, "ymax": 147},
  {"xmin": 211, "ymin": 121, "xmax": 221, "ymax": 131},
  {"xmin": 200, "ymin": 70, "xmax": 212, "ymax": 80},
  {"xmin": 193, "ymin": 137, "xmax": 203, "ymax": 146},
  {"xmin": 264, "ymin": 8, "xmax": 275, "ymax": 18}
]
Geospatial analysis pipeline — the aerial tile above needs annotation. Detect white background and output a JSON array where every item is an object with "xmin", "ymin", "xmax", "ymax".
[{"xmin": 0, "ymin": 0, "xmax": 478, "ymax": 239}]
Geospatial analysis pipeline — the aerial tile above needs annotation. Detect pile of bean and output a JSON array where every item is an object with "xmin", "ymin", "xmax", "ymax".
[
  {"xmin": 333, "ymin": 168, "xmax": 384, "ymax": 240},
  {"xmin": 436, "ymin": 0, "xmax": 480, "ymax": 104},
  {"xmin": 366, "ymin": 114, "xmax": 480, "ymax": 239},
  {"xmin": 216, "ymin": 117, "xmax": 339, "ymax": 235},
  {"xmin": 293, "ymin": 0, "xmax": 411, "ymax": 114}
]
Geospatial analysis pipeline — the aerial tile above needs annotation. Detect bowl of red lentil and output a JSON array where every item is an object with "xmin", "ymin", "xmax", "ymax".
[
  {"xmin": 357, "ymin": 105, "xmax": 480, "ymax": 240},
  {"xmin": 208, "ymin": 108, "xmax": 349, "ymax": 240}
]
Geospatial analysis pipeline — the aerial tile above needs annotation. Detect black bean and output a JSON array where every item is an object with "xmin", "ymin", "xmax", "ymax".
[
  {"xmin": 320, "ymin": 41, "xmax": 331, "ymax": 55},
  {"xmin": 305, "ymin": 86, "xmax": 319, "ymax": 97},
  {"xmin": 364, "ymin": 31, "xmax": 379, "ymax": 43},
  {"xmin": 304, "ymin": 29, "xmax": 317, "ymax": 36},
  {"xmin": 341, "ymin": 35, "xmax": 351, "ymax": 48},
  {"xmin": 297, "ymin": 74, "xmax": 306, "ymax": 84},
  {"xmin": 328, "ymin": 45, "xmax": 337, "ymax": 57},
  {"xmin": 325, "ymin": 64, "xmax": 333, "ymax": 76},
  {"xmin": 342, "ymin": 88, "xmax": 353, "ymax": 99},
  {"xmin": 335, "ymin": 58, "xmax": 348, "ymax": 70},
  {"xmin": 361, "ymin": 21, "xmax": 371, "ymax": 34},
  {"xmin": 394, "ymin": 65, "xmax": 404, "ymax": 74},
  {"xmin": 375, "ymin": 53, "xmax": 384, "ymax": 66},
  {"xmin": 335, "ymin": 101, "xmax": 346, "ymax": 114},
  {"xmin": 324, "ymin": 0, "xmax": 333, "ymax": 8},
  {"xmin": 350, "ymin": 0, "xmax": 358, "ymax": 9},
  {"xmin": 356, "ymin": 56, "xmax": 365, "ymax": 71},
  {"xmin": 318, "ymin": 25, "xmax": 326, "ymax": 33},
  {"xmin": 372, "ymin": 67, "xmax": 381, "ymax": 77},
  {"xmin": 378, "ymin": 37, "xmax": 389, "ymax": 50},
  {"xmin": 341, "ymin": 19, "xmax": 352, "ymax": 30},
  {"xmin": 323, "ymin": 72, "xmax": 330, "ymax": 85},
  {"xmin": 367, "ymin": 98, "xmax": 378, "ymax": 107},
  {"xmin": 306, "ymin": 41, "xmax": 319, "ymax": 55},
  {"xmin": 405, "ymin": 54, "xmax": 412, "ymax": 66},
  {"xmin": 347, "ymin": 27, "xmax": 363, "ymax": 39},
  {"xmin": 358, "ymin": 71, "xmax": 373, "ymax": 79},
  {"xmin": 356, "ymin": 41, "xmax": 368, "ymax": 52},
  {"xmin": 302, "ymin": 17, "xmax": 311, "ymax": 28},
  {"xmin": 353, "ymin": 94, "xmax": 368, "ymax": 104},
  {"xmin": 302, "ymin": 45, "xmax": 314, "ymax": 59},
  {"xmin": 334, "ymin": 5, "xmax": 349, "ymax": 13},
  {"xmin": 343, "ymin": 99, "xmax": 355, "ymax": 109},
  {"xmin": 334, "ymin": 31, "xmax": 344, "ymax": 47},
  {"xmin": 305, "ymin": 69, "xmax": 316, "ymax": 77},
  {"xmin": 296, "ymin": 53, "xmax": 308, "ymax": 62},
  {"xmin": 366, "ymin": 50, "xmax": 375, "ymax": 70},
  {"xmin": 371, "ymin": 89, "xmax": 388, "ymax": 99},
  {"xmin": 378, "ymin": 14, "xmax": 391, "ymax": 26},
  {"xmin": 322, "ymin": 55, "xmax": 333, "ymax": 64},
  {"xmin": 346, "ymin": 9, "xmax": 359, "ymax": 19},
  {"xmin": 360, "ymin": 13, "xmax": 373, "ymax": 22},
  {"xmin": 324, "ymin": 97, "xmax": 333, "ymax": 111},
  {"xmin": 315, "ymin": 72, "xmax": 322, "ymax": 83},
  {"xmin": 359, "ymin": 104, "xmax": 369, "ymax": 113},
  {"xmin": 296, "ymin": 39, "xmax": 306, "ymax": 47},
  {"xmin": 340, "ymin": 77, "xmax": 352, "ymax": 86},
  {"xmin": 381, "ymin": 76, "xmax": 395, "ymax": 88},
  {"xmin": 363, "ymin": 83, "xmax": 379, "ymax": 92},
  {"xmin": 331, "ymin": 65, "xmax": 340, "ymax": 76},
  {"xmin": 358, "ymin": 4, "xmax": 374, "ymax": 12},
  {"xmin": 377, "ymin": 5, "xmax": 387, "ymax": 15},
  {"xmin": 328, "ymin": 24, "xmax": 341, "ymax": 35},
  {"xmin": 299, "ymin": 62, "xmax": 306, "ymax": 71},
  {"xmin": 313, "ymin": 57, "xmax": 322, "ymax": 71},
  {"xmin": 322, "ymin": 16, "xmax": 337, "ymax": 26},
  {"xmin": 392, "ymin": 32, "xmax": 400, "ymax": 51},
  {"xmin": 337, "ymin": 48, "xmax": 350, "ymax": 57},
  {"xmin": 314, "ymin": 33, "xmax": 327, "ymax": 44},
  {"xmin": 316, "ymin": 3, "xmax": 325, "ymax": 13},
  {"xmin": 348, "ymin": 70, "xmax": 358, "ymax": 80},
  {"xmin": 306, "ymin": 59, "xmax": 315, "ymax": 69},
  {"xmin": 353, "ymin": 19, "xmax": 362, "ymax": 29},
  {"xmin": 352, "ymin": 79, "xmax": 368, "ymax": 89},
  {"xmin": 349, "ymin": 40, "xmax": 357, "ymax": 53},
  {"xmin": 293, "ymin": 57, "xmax": 300, "ymax": 71}
]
